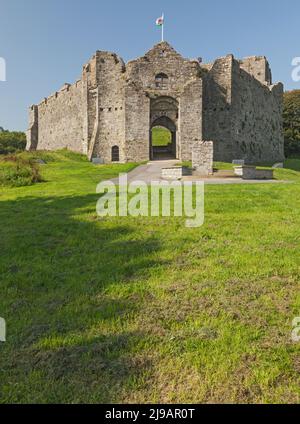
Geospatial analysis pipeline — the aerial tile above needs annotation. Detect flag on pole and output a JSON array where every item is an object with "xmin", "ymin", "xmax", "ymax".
[
  {"xmin": 156, "ymin": 14, "xmax": 165, "ymax": 42},
  {"xmin": 156, "ymin": 16, "xmax": 164, "ymax": 27}
]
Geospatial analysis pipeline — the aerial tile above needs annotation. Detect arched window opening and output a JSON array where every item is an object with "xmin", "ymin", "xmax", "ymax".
[
  {"xmin": 111, "ymin": 146, "xmax": 120, "ymax": 162},
  {"xmin": 155, "ymin": 73, "xmax": 168, "ymax": 90}
]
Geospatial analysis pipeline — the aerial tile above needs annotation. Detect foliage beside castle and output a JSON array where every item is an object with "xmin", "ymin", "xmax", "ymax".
[{"xmin": 26, "ymin": 42, "xmax": 284, "ymax": 163}]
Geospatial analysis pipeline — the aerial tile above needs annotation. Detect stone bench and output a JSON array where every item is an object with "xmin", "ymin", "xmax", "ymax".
[
  {"xmin": 162, "ymin": 167, "xmax": 184, "ymax": 180},
  {"xmin": 234, "ymin": 166, "xmax": 274, "ymax": 180}
]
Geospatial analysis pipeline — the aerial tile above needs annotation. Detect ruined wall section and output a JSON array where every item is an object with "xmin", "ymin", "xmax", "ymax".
[
  {"xmin": 125, "ymin": 42, "xmax": 204, "ymax": 161},
  {"xmin": 239, "ymin": 56, "xmax": 272, "ymax": 85},
  {"xmin": 83, "ymin": 55, "xmax": 99, "ymax": 157},
  {"xmin": 203, "ymin": 55, "xmax": 234, "ymax": 162},
  {"xmin": 124, "ymin": 82, "xmax": 150, "ymax": 162},
  {"xmin": 231, "ymin": 60, "xmax": 284, "ymax": 163},
  {"xmin": 179, "ymin": 79, "xmax": 203, "ymax": 161},
  {"xmin": 26, "ymin": 105, "xmax": 38, "ymax": 150},
  {"xmin": 36, "ymin": 80, "xmax": 85, "ymax": 153},
  {"xmin": 91, "ymin": 51, "xmax": 126, "ymax": 162},
  {"xmin": 26, "ymin": 55, "xmax": 99, "ymax": 155},
  {"xmin": 126, "ymin": 42, "xmax": 202, "ymax": 97}
]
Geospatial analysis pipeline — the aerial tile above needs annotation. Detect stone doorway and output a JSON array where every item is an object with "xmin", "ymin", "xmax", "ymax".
[
  {"xmin": 150, "ymin": 97, "xmax": 178, "ymax": 161},
  {"xmin": 150, "ymin": 117, "xmax": 176, "ymax": 160}
]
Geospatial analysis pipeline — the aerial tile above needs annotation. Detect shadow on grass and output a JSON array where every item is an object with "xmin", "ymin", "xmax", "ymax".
[
  {"xmin": 0, "ymin": 193, "xmax": 164, "ymax": 403},
  {"xmin": 284, "ymin": 158, "xmax": 300, "ymax": 172}
]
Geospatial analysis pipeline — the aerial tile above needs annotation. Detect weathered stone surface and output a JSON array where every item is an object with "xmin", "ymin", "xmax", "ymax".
[
  {"xmin": 26, "ymin": 42, "xmax": 284, "ymax": 164},
  {"xmin": 161, "ymin": 167, "xmax": 183, "ymax": 180},
  {"xmin": 192, "ymin": 141, "xmax": 214, "ymax": 176},
  {"xmin": 234, "ymin": 166, "xmax": 274, "ymax": 180}
]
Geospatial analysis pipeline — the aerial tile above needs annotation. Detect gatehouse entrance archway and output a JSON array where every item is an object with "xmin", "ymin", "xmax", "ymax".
[{"xmin": 150, "ymin": 97, "xmax": 178, "ymax": 161}]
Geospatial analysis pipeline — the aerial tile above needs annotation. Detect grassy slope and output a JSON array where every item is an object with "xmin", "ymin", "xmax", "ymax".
[
  {"xmin": 1, "ymin": 151, "xmax": 300, "ymax": 404},
  {"xmin": 152, "ymin": 127, "xmax": 172, "ymax": 147}
]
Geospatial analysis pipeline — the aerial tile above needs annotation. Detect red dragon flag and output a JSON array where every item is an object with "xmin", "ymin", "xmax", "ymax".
[
  {"xmin": 156, "ymin": 14, "xmax": 165, "ymax": 42},
  {"xmin": 156, "ymin": 16, "xmax": 164, "ymax": 27}
]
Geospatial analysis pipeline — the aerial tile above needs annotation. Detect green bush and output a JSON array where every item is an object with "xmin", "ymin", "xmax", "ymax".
[
  {"xmin": 0, "ymin": 131, "xmax": 27, "ymax": 155},
  {"xmin": 283, "ymin": 90, "xmax": 300, "ymax": 157},
  {"xmin": 0, "ymin": 156, "xmax": 42, "ymax": 187}
]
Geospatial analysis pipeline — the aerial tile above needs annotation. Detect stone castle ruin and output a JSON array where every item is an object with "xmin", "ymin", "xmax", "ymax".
[{"xmin": 26, "ymin": 42, "xmax": 284, "ymax": 164}]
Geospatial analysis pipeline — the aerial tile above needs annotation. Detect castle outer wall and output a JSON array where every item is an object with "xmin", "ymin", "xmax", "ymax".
[{"xmin": 27, "ymin": 42, "xmax": 284, "ymax": 164}]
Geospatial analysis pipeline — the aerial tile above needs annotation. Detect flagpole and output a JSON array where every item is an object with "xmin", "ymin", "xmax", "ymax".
[{"xmin": 162, "ymin": 13, "xmax": 164, "ymax": 42}]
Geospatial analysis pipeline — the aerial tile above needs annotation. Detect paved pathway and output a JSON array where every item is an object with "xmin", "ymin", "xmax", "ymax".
[
  {"xmin": 109, "ymin": 160, "xmax": 289, "ymax": 185},
  {"xmin": 110, "ymin": 160, "xmax": 180, "ymax": 184}
]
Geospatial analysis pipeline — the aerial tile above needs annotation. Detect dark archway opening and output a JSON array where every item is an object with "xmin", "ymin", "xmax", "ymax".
[
  {"xmin": 111, "ymin": 146, "xmax": 120, "ymax": 162},
  {"xmin": 150, "ymin": 116, "xmax": 177, "ymax": 161}
]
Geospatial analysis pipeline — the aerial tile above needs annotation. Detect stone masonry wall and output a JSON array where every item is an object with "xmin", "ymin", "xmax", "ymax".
[
  {"xmin": 239, "ymin": 56, "xmax": 272, "ymax": 85},
  {"xmin": 92, "ymin": 52, "xmax": 126, "ymax": 162},
  {"xmin": 36, "ymin": 81, "xmax": 85, "ymax": 153},
  {"xmin": 179, "ymin": 79, "xmax": 203, "ymax": 161},
  {"xmin": 231, "ymin": 60, "xmax": 284, "ymax": 163},
  {"xmin": 26, "ymin": 105, "xmax": 38, "ymax": 150},
  {"xmin": 124, "ymin": 82, "xmax": 150, "ymax": 162},
  {"xmin": 203, "ymin": 54, "xmax": 284, "ymax": 164},
  {"xmin": 202, "ymin": 55, "xmax": 234, "ymax": 162},
  {"xmin": 125, "ymin": 42, "xmax": 204, "ymax": 162},
  {"xmin": 126, "ymin": 42, "xmax": 202, "ymax": 99},
  {"xmin": 192, "ymin": 141, "xmax": 214, "ymax": 175}
]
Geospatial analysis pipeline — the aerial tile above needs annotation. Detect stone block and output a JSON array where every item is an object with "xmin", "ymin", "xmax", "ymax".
[
  {"xmin": 234, "ymin": 166, "xmax": 274, "ymax": 180},
  {"xmin": 192, "ymin": 141, "xmax": 214, "ymax": 176},
  {"xmin": 161, "ymin": 167, "xmax": 183, "ymax": 180}
]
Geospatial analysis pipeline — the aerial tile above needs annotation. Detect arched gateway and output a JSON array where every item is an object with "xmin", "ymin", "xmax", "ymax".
[{"xmin": 150, "ymin": 97, "xmax": 178, "ymax": 160}]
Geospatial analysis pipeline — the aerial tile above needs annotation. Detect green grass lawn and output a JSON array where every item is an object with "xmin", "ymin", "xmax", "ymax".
[
  {"xmin": 1, "ymin": 151, "xmax": 300, "ymax": 404},
  {"xmin": 152, "ymin": 127, "xmax": 172, "ymax": 147}
]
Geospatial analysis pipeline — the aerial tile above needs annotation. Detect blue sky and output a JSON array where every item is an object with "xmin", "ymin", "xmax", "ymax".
[{"xmin": 0, "ymin": 0, "xmax": 300, "ymax": 131}]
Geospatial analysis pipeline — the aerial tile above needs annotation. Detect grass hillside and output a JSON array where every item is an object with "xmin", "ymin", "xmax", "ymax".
[
  {"xmin": 1, "ymin": 150, "xmax": 300, "ymax": 403},
  {"xmin": 152, "ymin": 127, "xmax": 172, "ymax": 147}
]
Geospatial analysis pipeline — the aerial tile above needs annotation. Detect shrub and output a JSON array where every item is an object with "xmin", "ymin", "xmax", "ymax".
[
  {"xmin": 0, "ymin": 131, "xmax": 27, "ymax": 155},
  {"xmin": 283, "ymin": 90, "xmax": 300, "ymax": 157},
  {"xmin": 0, "ymin": 156, "xmax": 42, "ymax": 187}
]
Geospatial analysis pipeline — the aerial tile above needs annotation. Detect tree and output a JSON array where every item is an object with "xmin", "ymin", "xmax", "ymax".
[
  {"xmin": 0, "ymin": 130, "xmax": 27, "ymax": 155},
  {"xmin": 283, "ymin": 90, "xmax": 300, "ymax": 157}
]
